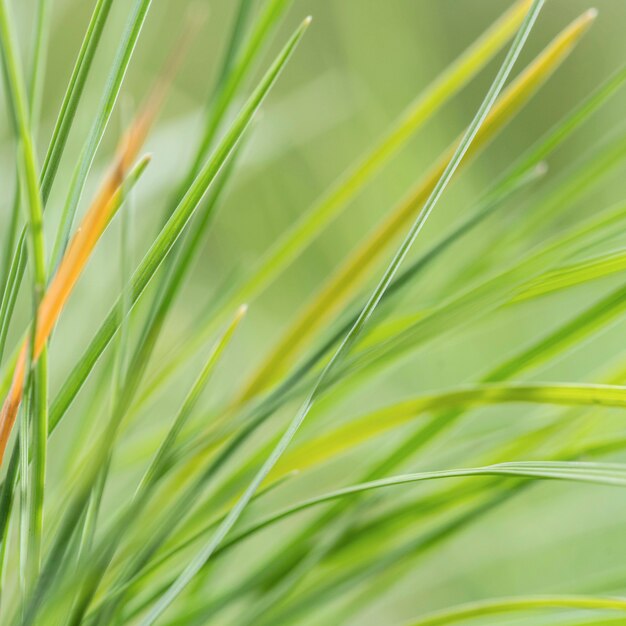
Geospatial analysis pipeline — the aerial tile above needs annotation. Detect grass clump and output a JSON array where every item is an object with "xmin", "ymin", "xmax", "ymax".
[{"xmin": 1, "ymin": 0, "xmax": 626, "ymax": 624}]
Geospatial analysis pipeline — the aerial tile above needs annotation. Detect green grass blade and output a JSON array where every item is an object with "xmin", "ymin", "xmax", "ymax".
[
  {"xmin": 160, "ymin": 0, "xmax": 537, "ymax": 380},
  {"xmin": 268, "ymin": 383, "xmax": 626, "ymax": 481},
  {"xmin": 406, "ymin": 595, "xmax": 626, "ymax": 626},
  {"xmin": 215, "ymin": 0, "xmax": 534, "ymax": 318},
  {"xmin": 64, "ymin": 306, "xmax": 247, "ymax": 626},
  {"xmin": 17, "ymin": 19, "xmax": 310, "ymax": 626},
  {"xmin": 137, "ymin": 305, "xmax": 247, "ymax": 493},
  {"xmin": 514, "ymin": 247, "xmax": 626, "ymax": 302},
  {"xmin": 105, "ymin": 57, "xmax": 626, "ymax": 423},
  {"xmin": 140, "ymin": 4, "xmax": 545, "ymax": 622},
  {"xmin": 240, "ymin": 9, "xmax": 595, "ymax": 400},
  {"xmin": 0, "ymin": 0, "xmax": 114, "ymax": 365}
]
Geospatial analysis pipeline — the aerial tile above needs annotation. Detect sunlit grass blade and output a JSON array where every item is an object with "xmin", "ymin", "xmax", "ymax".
[
  {"xmin": 267, "ymin": 382, "xmax": 626, "ymax": 482},
  {"xmin": 343, "ymin": 200, "xmax": 626, "ymax": 384},
  {"xmin": 160, "ymin": 0, "xmax": 535, "ymax": 378},
  {"xmin": 140, "ymin": 4, "xmax": 545, "ymax": 622},
  {"xmin": 360, "ymin": 242, "xmax": 626, "ymax": 350},
  {"xmin": 213, "ymin": 0, "xmax": 534, "ymax": 318},
  {"xmin": 240, "ymin": 9, "xmax": 595, "ymax": 401},
  {"xmin": 62, "ymin": 57, "xmax": 626, "ymax": 425},
  {"xmin": 514, "ymin": 247, "xmax": 626, "ymax": 302},
  {"xmin": 178, "ymin": 197, "xmax": 626, "ymax": 472},
  {"xmin": 0, "ymin": 0, "xmax": 116, "ymax": 360},
  {"xmin": 406, "ymin": 595, "xmax": 626, "ymax": 626}
]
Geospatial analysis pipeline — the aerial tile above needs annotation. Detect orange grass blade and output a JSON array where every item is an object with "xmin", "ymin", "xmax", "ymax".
[{"xmin": 0, "ymin": 12, "xmax": 202, "ymax": 464}]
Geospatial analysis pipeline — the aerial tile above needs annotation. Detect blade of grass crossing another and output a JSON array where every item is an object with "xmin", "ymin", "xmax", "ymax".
[
  {"xmin": 139, "ymin": 3, "xmax": 545, "ymax": 622},
  {"xmin": 17, "ymin": 20, "xmax": 310, "ymax": 626},
  {"xmin": 162, "ymin": 0, "xmax": 535, "ymax": 369},
  {"xmin": 45, "ymin": 16, "xmax": 311, "ymax": 446},
  {"xmin": 62, "ymin": 306, "xmax": 247, "ymax": 626},
  {"xmin": 113, "ymin": 59, "xmax": 626, "ymax": 426},
  {"xmin": 267, "ymin": 383, "xmax": 626, "ymax": 482},
  {"xmin": 0, "ymin": 0, "xmax": 115, "ymax": 366},
  {"xmin": 240, "ymin": 8, "xmax": 596, "ymax": 401},
  {"xmin": 214, "ymin": 0, "xmax": 534, "ymax": 317}
]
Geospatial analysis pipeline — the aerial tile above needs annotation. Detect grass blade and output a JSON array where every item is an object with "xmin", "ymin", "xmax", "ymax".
[
  {"xmin": 140, "ymin": 3, "xmax": 545, "ymax": 622},
  {"xmin": 214, "ymin": 0, "xmax": 534, "ymax": 318},
  {"xmin": 16, "ymin": 19, "xmax": 310, "ymax": 626},
  {"xmin": 240, "ymin": 8, "xmax": 596, "ymax": 401},
  {"xmin": 406, "ymin": 595, "xmax": 626, "ymax": 626}
]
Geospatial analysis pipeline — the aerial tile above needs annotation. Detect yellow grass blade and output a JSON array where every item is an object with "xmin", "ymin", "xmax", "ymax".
[{"xmin": 239, "ymin": 10, "xmax": 596, "ymax": 403}]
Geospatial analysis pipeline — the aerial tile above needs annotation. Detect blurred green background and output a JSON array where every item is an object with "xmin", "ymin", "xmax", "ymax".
[{"xmin": 3, "ymin": 1, "xmax": 626, "ymax": 624}]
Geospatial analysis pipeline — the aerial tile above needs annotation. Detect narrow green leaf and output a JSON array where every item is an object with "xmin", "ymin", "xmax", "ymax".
[{"xmin": 140, "ymin": 4, "xmax": 545, "ymax": 622}]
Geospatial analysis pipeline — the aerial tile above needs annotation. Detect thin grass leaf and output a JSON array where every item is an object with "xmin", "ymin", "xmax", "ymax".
[
  {"xmin": 162, "ymin": 0, "xmax": 537, "ymax": 385},
  {"xmin": 240, "ymin": 9, "xmax": 596, "ymax": 401},
  {"xmin": 16, "ymin": 20, "xmax": 310, "ymax": 626},
  {"xmin": 514, "ymin": 248, "xmax": 626, "ymax": 302},
  {"xmin": 63, "ymin": 306, "xmax": 247, "ymax": 626},
  {"xmin": 110, "ymin": 460, "xmax": 626, "ymax": 624},
  {"xmin": 139, "ymin": 4, "xmax": 545, "ymax": 622},
  {"xmin": 59, "ymin": 58, "xmax": 626, "ymax": 431},
  {"xmin": 406, "ymin": 595, "xmax": 626, "ymax": 626},
  {"xmin": 267, "ymin": 382, "xmax": 626, "ymax": 482},
  {"xmin": 212, "ymin": 0, "xmax": 534, "ymax": 321}
]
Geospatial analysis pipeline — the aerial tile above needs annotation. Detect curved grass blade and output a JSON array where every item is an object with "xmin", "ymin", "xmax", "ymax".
[
  {"xmin": 102, "ymin": 460, "xmax": 626, "ymax": 622},
  {"xmin": 406, "ymin": 595, "xmax": 626, "ymax": 626},
  {"xmin": 139, "ymin": 4, "xmax": 546, "ymax": 622},
  {"xmin": 267, "ymin": 382, "xmax": 626, "ymax": 482}
]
